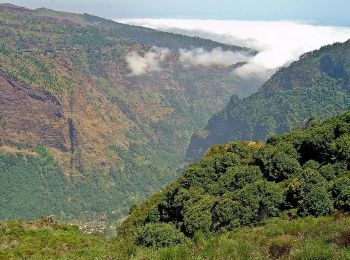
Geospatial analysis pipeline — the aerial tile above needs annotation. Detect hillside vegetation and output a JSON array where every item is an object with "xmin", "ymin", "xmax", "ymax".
[
  {"xmin": 1, "ymin": 111, "xmax": 350, "ymax": 259},
  {"xmin": 187, "ymin": 40, "xmax": 350, "ymax": 161},
  {"xmin": 0, "ymin": 4, "xmax": 253, "ymax": 222},
  {"xmin": 1, "ymin": 215, "xmax": 349, "ymax": 259},
  {"xmin": 121, "ymin": 111, "xmax": 350, "ymax": 243}
]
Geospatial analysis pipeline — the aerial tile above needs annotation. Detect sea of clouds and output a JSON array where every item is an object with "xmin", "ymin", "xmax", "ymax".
[{"xmin": 117, "ymin": 19, "xmax": 350, "ymax": 82}]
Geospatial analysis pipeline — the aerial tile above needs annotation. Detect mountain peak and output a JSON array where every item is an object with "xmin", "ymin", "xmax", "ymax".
[{"xmin": 0, "ymin": 3, "xmax": 30, "ymax": 12}]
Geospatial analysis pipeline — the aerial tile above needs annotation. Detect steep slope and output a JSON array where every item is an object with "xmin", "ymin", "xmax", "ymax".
[
  {"xmin": 187, "ymin": 40, "xmax": 350, "ymax": 161},
  {"xmin": 0, "ymin": 5, "xmax": 255, "ymax": 221},
  {"xmin": 121, "ymin": 111, "xmax": 350, "ymax": 238}
]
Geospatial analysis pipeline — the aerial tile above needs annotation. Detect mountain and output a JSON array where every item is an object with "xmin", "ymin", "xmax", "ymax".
[
  {"xmin": 121, "ymin": 111, "xmax": 350, "ymax": 239},
  {"xmin": 1, "ymin": 111, "xmax": 349, "ymax": 259},
  {"xmin": 0, "ymin": 4, "xmax": 255, "ymax": 222},
  {"xmin": 186, "ymin": 40, "xmax": 350, "ymax": 161}
]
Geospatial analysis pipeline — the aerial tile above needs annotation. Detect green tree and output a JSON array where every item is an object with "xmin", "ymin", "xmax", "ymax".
[
  {"xmin": 136, "ymin": 223, "xmax": 185, "ymax": 248},
  {"xmin": 297, "ymin": 187, "xmax": 334, "ymax": 216}
]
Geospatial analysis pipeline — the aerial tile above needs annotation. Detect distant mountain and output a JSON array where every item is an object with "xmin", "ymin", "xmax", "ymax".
[
  {"xmin": 186, "ymin": 40, "xmax": 350, "ymax": 161},
  {"xmin": 0, "ymin": 4, "xmax": 254, "ymax": 222}
]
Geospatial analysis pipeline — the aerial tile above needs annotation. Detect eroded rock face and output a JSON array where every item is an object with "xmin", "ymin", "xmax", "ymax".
[{"xmin": 0, "ymin": 74, "xmax": 69, "ymax": 151}]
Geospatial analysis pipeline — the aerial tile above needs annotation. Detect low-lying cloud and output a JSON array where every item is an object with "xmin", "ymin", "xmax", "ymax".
[
  {"xmin": 118, "ymin": 19, "xmax": 350, "ymax": 81},
  {"xmin": 126, "ymin": 46, "xmax": 170, "ymax": 76},
  {"xmin": 126, "ymin": 46, "xmax": 252, "ymax": 76},
  {"xmin": 179, "ymin": 47, "xmax": 251, "ymax": 67}
]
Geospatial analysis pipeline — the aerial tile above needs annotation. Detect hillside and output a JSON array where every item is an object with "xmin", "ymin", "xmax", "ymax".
[
  {"xmin": 121, "ymin": 111, "xmax": 350, "ymax": 240},
  {"xmin": 1, "ymin": 216, "xmax": 349, "ymax": 259},
  {"xmin": 1, "ymin": 112, "xmax": 349, "ymax": 259},
  {"xmin": 0, "ymin": 5, "xmax": 254, "ymax": 222},
  {"xmin": 187, "ymin": 40, "xmax": 350, "ymax": 161}
]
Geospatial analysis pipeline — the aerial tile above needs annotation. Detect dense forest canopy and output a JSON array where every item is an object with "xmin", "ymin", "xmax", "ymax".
[{"xmin": 122, "ymin": 111, "xmax": 350, "ymax": 245}]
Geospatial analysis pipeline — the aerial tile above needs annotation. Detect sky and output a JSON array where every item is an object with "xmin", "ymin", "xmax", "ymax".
[{"xmin": 2, "ymin": 0, "xmax": 350, "ymax": 26}]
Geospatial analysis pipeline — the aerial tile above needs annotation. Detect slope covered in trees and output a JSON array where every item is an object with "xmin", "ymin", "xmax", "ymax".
[
  {"xmin": 187, "ymin": 40, "xmax": 350, "ymax": 161},
  {"xmin": 0, "ymin": 4, "xmax": 253, "ymax": 222},
  {"xmin": 122, "ymin": 111, "xmax": 350, "ymax": 242}
]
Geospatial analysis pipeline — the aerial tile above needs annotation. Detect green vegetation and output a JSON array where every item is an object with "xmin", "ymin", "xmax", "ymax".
[
  {"xmin": 1, "ymin": 215, "xmax": 349, "ymax": 259},
  {"xmin": 187, "ymin": 40, "xmax": 350, "ymax": 161},
  {"xmin": 0, "ymin": 5, "xmax": 252, "ymax": 223},
  {"xmin": 122, "ymin": 111, "xmax": 350, "ymax": 240}
]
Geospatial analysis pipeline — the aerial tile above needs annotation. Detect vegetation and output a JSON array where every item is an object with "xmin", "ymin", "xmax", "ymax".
[
  {"xmin": 121, "ymin": 111, "xmax": 350, "ymax": 240},
  {"xmin": 187, "ymin": 40, "xmax": 350, "ymax": 161},
  {"xmin": 0, "ymin": 4, "xmax": 252, "ymax": 223},
  {"xmin": 1, "ymin": 215, "xmax": 349, "ymax": 259}
]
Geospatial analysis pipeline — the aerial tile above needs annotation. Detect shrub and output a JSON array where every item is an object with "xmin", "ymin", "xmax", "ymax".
[
  {"xmin": 336, "ymin": 231, "xmax": 350, "ymax": 248},
  {"xmin": 233, "ymin": 180, "xmax": 285, "ymax": 223},
  {"xmin": 218, "ymin": 165, "xmax": 263, "ymax": 192},
  {"xmin": 297, "ymin": 187, "xmax": 334, "ymax": 217},
  {"xmin": 183, "ymin": 195, "xmax": 215, "ymax": 236},
  {"xmin": 268, "ymin": 236, "xmax": 294, "ymax": 259},
  {"xmin": 303, "ymin": 160, "xmax": 320, "ymax": 170},
  {"xmin": 256, "ymin": 146, "xmax": 301, "ymax": 181},
  {"xmin": 212, "ymin": 197, "xmax": 243, "ymax": 231},
  {"xmin": 318, "ymin": 163, "xmax": 347, "ymax": 180},
  {"xmin": 287, "ymin": 168, "xmax": 327, "ymax": 207},
  {"xmin": 332, "ymin": 177, "xmax": 350, "ymax": 211},
  {"xmin": 136, "ymin": 223, "xmax": 185, "ymax": 248},
  {"xmin": 331, "ymin": 135, "xmax": 350, "ymax": 163}
]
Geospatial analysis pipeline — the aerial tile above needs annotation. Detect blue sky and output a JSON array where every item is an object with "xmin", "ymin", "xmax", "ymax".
[{"xmin": 2, "ymin": 0, "xmax": 350, "ymax": 26}]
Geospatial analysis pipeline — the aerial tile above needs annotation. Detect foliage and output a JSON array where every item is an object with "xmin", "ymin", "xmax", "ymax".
[
  {"xmin": 1, "ymin": 215, "xmax": 350, "ymax": 259},
  {"xmin": 187, "ymin": 40, "xmax": 350, "ymax": 161},
  {"xmin": 122, "ymin": 111, "xmax": 350, "ymax": 239},
  {"xmin": 0, "ymin": 4, "xmax": 253, "ymax": 224},
  {"xmin": 137, "ymin": 223, "xmax": 185, "ymax": 248}
]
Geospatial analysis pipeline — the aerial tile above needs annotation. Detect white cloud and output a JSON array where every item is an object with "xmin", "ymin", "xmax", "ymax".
[
  {"xmin": 117, "ymin": 19, "xmax": 350, "ymax": 81},
  {"xmin": 126, "ymin": 46, "xmax": 170, "ymax": 76},
  {"xmin": 179, "ymin": 47, "xmax": 251, "ymax": 67}
]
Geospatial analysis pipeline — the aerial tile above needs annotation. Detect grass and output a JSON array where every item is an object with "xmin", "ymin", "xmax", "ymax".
[{"xmin": 0, "ymin": 215, "xmax": 349, "ymax": 259}]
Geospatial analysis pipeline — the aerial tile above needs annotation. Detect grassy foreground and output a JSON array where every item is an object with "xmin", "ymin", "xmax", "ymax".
[{"xmin": 1, "ymin": 214, "xmax": 349, "ymax": 259}]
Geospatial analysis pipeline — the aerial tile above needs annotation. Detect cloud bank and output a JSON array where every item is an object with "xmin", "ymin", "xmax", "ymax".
[
  {"xmin": 118, "ymin": 19, "xmax": 350, "ymax": 80},
  {"xmin": 179, "ymin": 48, "xmax": 250, "ymax": 67},
  {"xmin": 126, "ymin": 46, "xmax": 170, "ymax": 76},
  {"xmin": 126, "ymin": 47, "xmax": 252, "ymax": 76}
]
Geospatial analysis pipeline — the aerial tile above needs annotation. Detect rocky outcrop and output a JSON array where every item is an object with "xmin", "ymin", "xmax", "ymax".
[{"xmin": 0, "ymin": 74, "xmax": 69, "ymax": 151}]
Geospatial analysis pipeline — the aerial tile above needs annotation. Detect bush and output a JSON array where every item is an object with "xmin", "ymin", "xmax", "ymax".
[
  {"xmin": 318, "ymin": 163, "xmax": 347, "ymax": 180},
  {"xmin": 136, "ymin": 223, "xmax": 185, "ymax": 248},
  {"xmin": 183, "ymin": 195, "xmax": 215, "ymax": 236},
  {"xmin": 268, "ymin": 236, "xmax": 294, "ymax": 259},
  {"xmin": 332, "ymin": 177, "xmax": 350, "ymax": 211},
  {"xmin": 218, "ymin": 165, "xmax": 263, "ymax": 192},
  {"xmin": 256, "ymin": 146, "xmax": 301, "ymax": 181},
  {"xmin": 297, "ymin": 187, "xmax": 334, "ymax": 217},
  {"xmin": 233, "ymin": 181, "xmax": 285, "ymax": 223},
  {"xmin": 287, "ymin": 168, "xmax": 327, "ymax": 207},
  {"xmin": 212, "ymin": 197, "xmax": 243, "ymax": 231}
]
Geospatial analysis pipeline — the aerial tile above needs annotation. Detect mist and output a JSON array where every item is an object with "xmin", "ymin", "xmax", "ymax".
[
  {"xmin": 125, "ymin": 46, "xmax": 170, "ymax": 76},
  {"xmin": 179, "ymin": 48, "xmax": 251, "ymax": 67},
  {"xmin": 118, "ymin": 19, "xmax": 350, "ymax": 82}
]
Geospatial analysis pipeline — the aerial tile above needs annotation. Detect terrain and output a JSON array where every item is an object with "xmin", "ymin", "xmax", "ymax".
[
  {"xmin": 122, "ymin": 111, "xmax": 350, "ymax": 241},
  {"xmin": 0, "ymin": 4, "xmax": 254, "ymax": 223},
  {"xmin": 1, "ymin": 111, "xmax": 350, "ymax": 259},
  {"xmin": 187, "ymin": 40, "xmax": 350, "ymax": 161}
]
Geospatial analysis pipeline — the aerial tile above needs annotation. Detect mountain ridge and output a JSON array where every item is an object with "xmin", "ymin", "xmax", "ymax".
[{"xmin": 186, "ymin": 40, "xmax": 350, "ymax": 161}]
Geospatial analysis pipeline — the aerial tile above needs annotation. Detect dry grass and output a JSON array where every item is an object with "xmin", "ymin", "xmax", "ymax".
[{"xmin": 0, "ymin": 145, "xmax": 39, "ymax": 157}]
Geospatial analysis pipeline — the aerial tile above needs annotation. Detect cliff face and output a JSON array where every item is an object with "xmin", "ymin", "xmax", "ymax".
[{"xmin": 0, "ymin": 74, "xmax": 69, "ymax": 151}]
